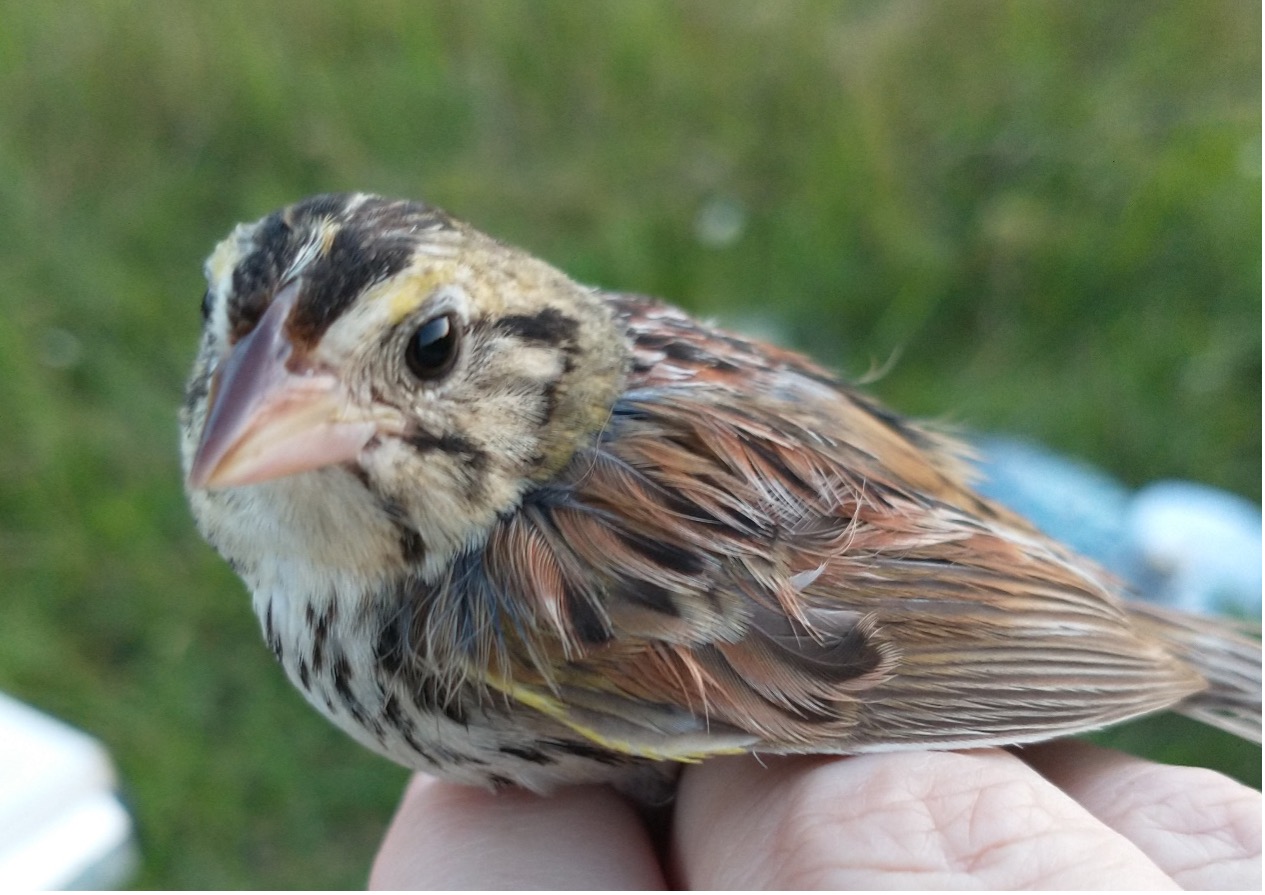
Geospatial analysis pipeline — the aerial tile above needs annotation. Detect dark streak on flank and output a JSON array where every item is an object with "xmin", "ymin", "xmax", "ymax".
[
  {"xmin": 310, "ymin": 603, "xmax": 336, "ymax": 674},
  {"xmin": 383, "ymin": 694, "xmax": 438, "ymax": 765},
  {"xmin": 498, "ymin": 745, "xmax": 556, "ymax": 765},
  {"xmin": 374, "ymin": 614, "xmax": 411, "ymax": 680},
  {"xmin": 382, "ymin": 693, "xmax": 411, "ymax": 733},
  {"xmin": 332, "ymin": 652, "xmax": 354, "ymax": 698},
  {"xmin": 544, "ymin": 739, "xmax": 625, "ymax": 765},
  {"xmin": 297, "ymin": 658, "xmax": 311, "ymax": 691},
  {"xmin": 332, "ymin": 651, "xmax": 381, "ymax": 735},
  {"xmin": 264, "ymin": 599, "xmax": 282, "ymax": 659},
  {"xmin": 403, "ymin": 730, "xmax": 437, "ymax": 765},
  {"xmin": 416, "ymin": 676, "xmax": 470, "ymax": 727}
]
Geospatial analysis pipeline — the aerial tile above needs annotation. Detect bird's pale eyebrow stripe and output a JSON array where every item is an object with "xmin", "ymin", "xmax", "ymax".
[{"xmin": 493, "ymin": 308, "xmax": 579, "ymax": 346}]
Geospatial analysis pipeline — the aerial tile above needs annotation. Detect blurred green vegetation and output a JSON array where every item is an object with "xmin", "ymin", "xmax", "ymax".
[{"xmin": 0, "ymin": 0, "xmax": 1258, "ymax": 888}]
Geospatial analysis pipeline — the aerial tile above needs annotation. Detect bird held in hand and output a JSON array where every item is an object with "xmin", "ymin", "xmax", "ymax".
[{"xmin": 181, "ymin": 193, "xmax": 1261, "ymax": 798}]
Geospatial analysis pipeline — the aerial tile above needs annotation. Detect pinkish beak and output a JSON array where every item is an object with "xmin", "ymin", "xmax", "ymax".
[{"xmin": 187, "ymin": 282, "xmax": 377, "ymax": 490}]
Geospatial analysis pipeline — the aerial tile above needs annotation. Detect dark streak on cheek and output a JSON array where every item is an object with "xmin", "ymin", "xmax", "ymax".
[
  {"xmin": 407, "ymin": 430, "xmax": 486, "ymax": 468},
  {"xmin": 407, "ymin": 429, "xmax": 491, "ymax": 504}
]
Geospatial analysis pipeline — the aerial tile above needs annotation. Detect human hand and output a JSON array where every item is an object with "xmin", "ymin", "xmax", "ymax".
[{"xmin": 368, "ymin": 742, "xmax": 1260, "ymax": 889}]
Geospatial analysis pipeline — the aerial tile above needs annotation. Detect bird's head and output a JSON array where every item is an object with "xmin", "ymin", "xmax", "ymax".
[{"xmin": 181, "ymin": 193, "xmax": 628, "ymax": 583}]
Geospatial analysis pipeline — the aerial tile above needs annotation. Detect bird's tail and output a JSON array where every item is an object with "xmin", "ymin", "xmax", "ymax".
[{"xmin": 1126, "ymin": 601, "xmax": 1262, "ymax": 743}]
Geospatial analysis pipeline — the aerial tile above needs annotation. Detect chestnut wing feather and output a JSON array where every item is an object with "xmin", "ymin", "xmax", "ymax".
[
  {"xmin": 441, "ymin": 295, "xmax": 1205, "ymax": 756},
  {"xmin": 484, "ymin": 368, "xmax": 1203, "ymax": 755}
]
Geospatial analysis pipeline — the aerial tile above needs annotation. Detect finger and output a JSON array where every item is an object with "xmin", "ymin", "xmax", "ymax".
[
  {"xmin": 368, "ymin": 773, "xmax": 665, "ymax": 889},
  {"xmin": 1021, "ymin": 740, "xmax": 1262, "ymax": 890},
  {"xmin": 673, "ymin": 749, "xmax": 1178, "ymax": 890}
]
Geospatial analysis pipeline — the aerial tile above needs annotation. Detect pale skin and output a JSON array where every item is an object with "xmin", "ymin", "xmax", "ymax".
[{"xmin": 369, "ymin": 741, "xmax": 1261, "ymax": 890}]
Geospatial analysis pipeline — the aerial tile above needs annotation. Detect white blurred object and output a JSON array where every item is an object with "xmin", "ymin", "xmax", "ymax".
[
  {"xmin": 0, "ymin": 693, "xmax": 137, "ymax": 889},
  {"xmin": 1127, "ymin": 480, "xmax": 1263, "ymax": 617}
]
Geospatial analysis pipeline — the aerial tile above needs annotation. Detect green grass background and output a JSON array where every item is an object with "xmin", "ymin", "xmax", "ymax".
[{"xmin": 0, "ymin": 1, "xmax": 1259, "ymax": 888}]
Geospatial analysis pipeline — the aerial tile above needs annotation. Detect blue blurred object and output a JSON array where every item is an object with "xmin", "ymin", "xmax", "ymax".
[
  {"xmin": 972, "ymin": 436, "xmax": 1262, "ymax": 620},
  {"xmin": 1126, "ymin": 481, "xmax": 1264, "ymax": 617}
]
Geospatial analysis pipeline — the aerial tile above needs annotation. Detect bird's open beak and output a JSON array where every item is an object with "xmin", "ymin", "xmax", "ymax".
[{"xmin": 187, "ymin": 283, "xmax": 377, "ymax": 490}]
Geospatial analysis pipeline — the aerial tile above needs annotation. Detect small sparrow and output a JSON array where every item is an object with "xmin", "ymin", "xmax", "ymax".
[{"xmin": 181, "ymin": 193, "xmax": 1260, "ymax": 797}]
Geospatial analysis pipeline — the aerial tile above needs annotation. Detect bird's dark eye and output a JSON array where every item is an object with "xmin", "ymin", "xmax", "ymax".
[
  {"xmin": 404, "ymin": 313, "xmax": 460, "ymax": 380},
  {"xmin": 200, "ymin": 290, "xmax": 213, "ymax": 322}
]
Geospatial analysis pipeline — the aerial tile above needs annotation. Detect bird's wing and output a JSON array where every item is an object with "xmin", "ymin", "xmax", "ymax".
[{"xmin": 468, "ymin": 367, "xmax": 1205, "ymax": 759}]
